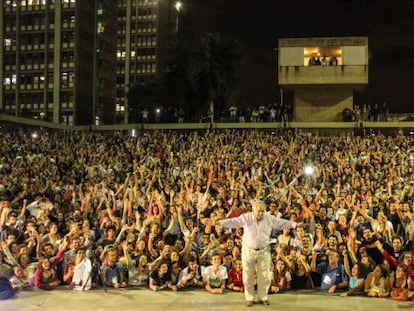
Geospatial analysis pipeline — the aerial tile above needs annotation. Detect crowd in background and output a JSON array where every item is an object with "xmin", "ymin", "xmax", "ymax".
[
  {"xmin": 1, "ymin": 127, "xmax": 414, "ymax": 302},
  {"xmin": 343, "ymin": 102, "xmax": 389, "ymax": 122},
  {"xmin": 145, "ymin": 102, "xmax": 295, "ymax": 124},
  {"xmin": 145, "ymin": 102, "xmax": 392, "ymax": 124}
]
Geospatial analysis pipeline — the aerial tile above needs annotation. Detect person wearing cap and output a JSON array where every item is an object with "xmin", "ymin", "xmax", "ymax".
[{"xmin": 218, "ymin": 200, "xmax": 297, "ymax": 306}]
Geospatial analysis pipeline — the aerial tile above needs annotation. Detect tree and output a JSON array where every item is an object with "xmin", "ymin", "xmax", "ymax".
[
  {"xmin": 127, "ymin": 77, "xmax": 160, "ymax": 123},
  {"xmin": 193, "ymin": 33, "xmax": 241, "ymax": 122},
  {"xmin": 159, "ymin": 45, "xmax": 194, "ymax": 122}
]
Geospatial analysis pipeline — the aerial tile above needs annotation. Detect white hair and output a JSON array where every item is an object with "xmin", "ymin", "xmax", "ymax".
[{"xmin": 252, "ymin": 199, "xmax": 266, "ymax": 211}]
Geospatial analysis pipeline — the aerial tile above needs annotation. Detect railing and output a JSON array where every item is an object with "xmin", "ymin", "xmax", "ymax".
[{"xmin": 1, "ymin": 113, "xmax": 414, "ymax": 132}]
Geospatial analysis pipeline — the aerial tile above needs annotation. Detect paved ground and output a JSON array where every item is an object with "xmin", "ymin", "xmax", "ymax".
[{"xmin": 1, "ymin": 289, "xmax": 413, "ymax": 311}]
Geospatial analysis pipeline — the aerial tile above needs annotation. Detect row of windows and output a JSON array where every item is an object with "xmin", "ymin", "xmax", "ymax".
[
  {"xmin": 4, "ymin": 103, "xmax": 75, "ymax": 111},
  {"xmin": 6, "ymin": 35, "xmax": 43, "ymax": 46},
  {"xmin": 117, "ymin": 28, "xmax": 157, "ymax": 35},
  {"xmin": 3, "ymin": 81, "xmax": 74, "ymax": 91},
  {"xmin": 4, "ymin": 24, "xmax": 48, "ymax": 33},
  {"xmin": 4, "ymin": 92, "xmax": 74, "ymax": 108},
  {"xmin": 4, "ymin": 63, "xmax": 47, "ymax": 71},
  {"xmin": 4, "ymin": 0, "xmax": 46, "ymax": 8},
  {"xmin": 4, "ymin": 13, "xmax": 47, "ymax": 27},
  {"xmin": 4, "ymin": 42, "xmax": 75, "ymax": 53},
  {"xmin": 118, "ymin": 0, "xmax": 158, "ymax": 8},
  {"xmin": 3, "ymin": 72, "xmax": 74, "ymax": 87},
  {"xmin": 3, "ymin": 14, "xmax": 73, "ymax": 29},
  {"xmin": 116, "ymin": 51, "xmax": 157, "ymax": 60},
  {"xmin": 5, "ymin": 51, "xmax": 72, "ymax": 66},
  {"xmin": 115, "ymin": 104, "xmax": 126, "ymax": 112},
  {"xmin": 118, "ymin": 20, "xmax": 157, "ymax": 28},
  {"xmin": 61, "ymin": 115, "xmax": 74, "ymax": 125},
  {"xmin": 4, "ymin": 100, "xmax": 74, "ymax": 109},
  {"xmin": 116, "ymin": 63, "xmax": 156, "ymax": 75},
  {"xmin": 3, "ymin": 0, "xmax": 75, "ymax": 8},
  {"xmin": 118, "ymin": 14, "xmax": 157, "ymax": 22},
  {"xmin": 4, "ymin": 34, "xmax": 48, "ymax": 47}
]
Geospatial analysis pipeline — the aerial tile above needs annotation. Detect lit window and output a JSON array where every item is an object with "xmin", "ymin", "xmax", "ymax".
[
  {"xmin": 304, "ymin": 47, "xmax": 342, "ymax": 66},
  {"xmin": 5, "ymin": 38, "xmax": 12, "ymax": 47},
  {"xmin": 97, "ymin": 22, "xmax": 104, "ymax": 34}
]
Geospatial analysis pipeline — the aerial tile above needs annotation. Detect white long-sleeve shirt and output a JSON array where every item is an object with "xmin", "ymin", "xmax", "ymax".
[{"xmin": 219, "ymin": 213, "xmax": 296, "ymax": 250}]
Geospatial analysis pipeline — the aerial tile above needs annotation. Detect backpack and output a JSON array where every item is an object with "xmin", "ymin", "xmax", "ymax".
[{"xmin": 0, "ymin": 277, "xmax": 15, "ymax": 300}]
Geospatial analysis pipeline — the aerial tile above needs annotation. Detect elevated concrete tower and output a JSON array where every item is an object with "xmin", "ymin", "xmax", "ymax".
[{"xmin": 278, "ymin": 37, "xmax": 368, "ymax": 121}]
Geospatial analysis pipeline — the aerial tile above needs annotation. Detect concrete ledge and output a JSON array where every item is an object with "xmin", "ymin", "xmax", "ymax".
[{"xmin": 2, "ymin": 113, "xmax": 414, "ymax": 131}]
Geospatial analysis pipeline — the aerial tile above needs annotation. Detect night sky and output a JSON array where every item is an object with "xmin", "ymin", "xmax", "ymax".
[{"xmin": 185, "ymin": 0, "xmax": 414, "ymax": 113}]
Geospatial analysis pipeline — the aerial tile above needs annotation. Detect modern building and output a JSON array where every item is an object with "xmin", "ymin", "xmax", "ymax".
[
  {"xmin": 278, "ymin": 37, "xmax": 369, "ymax": 121},
  {"xmin": 115, "ymin": 0, "xmax": 174, "ymax": 124},
  {"xmin": 1, "ymin": 0, "xmax": 99, "ymax": 125},
  {"xmin": 0, "ymin": 0, "xmax": 177, "ymax": 125}
]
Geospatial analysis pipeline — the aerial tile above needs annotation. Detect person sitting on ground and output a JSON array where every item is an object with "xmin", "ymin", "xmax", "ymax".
[
  {"xmin": 364, "ymin": 264, "xmax": 391, "ymax": 297},
  {"xmin": 102, "ymin": 249, "xmax": 127, "ymax": 289},
  {"xmin": 177, "ymin": 255, "xmax": 204, "ymax": 290},
  {"xmin": 202, "ymin": 252, "xmax": 227, "ymax": 294},
  {"xmin": 70, "ymin": 247, "xmax": 92, "ymax": 290},
  {"xmin": 340, "ymin": 249, "xmax": 367, "ymax": 297},
  {"xmin": 34, "ymin": 238, "xmax": 68, "ymax": 290},
  {"xmin": 9, "ymin": 265, "xmax": 33, "ymax": 290},
  {"xmin": 270, "ymin": 258, "xmax": 290, "ymax": 293},
  {"xmin": 227, "ymin": 259, "xmax": 244, "ymax": 292},
  {"xmin": 149, "ymin": 261, "xmax": 176, "ymax": 291},
  {"xmin": 390, "ymin": 264, "xmax": 413, "ymax": 301},
  {"xmin": 311, "ymin": 250, "xmax": 348, "ymax": 293},
  {"xmin": 121, "ymin": 241, "xmax": 149, "ymax": 287}
]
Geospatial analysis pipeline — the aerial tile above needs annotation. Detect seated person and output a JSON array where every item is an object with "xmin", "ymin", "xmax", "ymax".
[
  {"xmin": 311, "ymin": 250, "xmax": 348, "ymax": 293},
  {"xmin": 9, "ymin": 265, "xmax": 33, "ymax": 290},
  {"xmin": 364, "ymin": 264, "xmax": 391, "ymax": 297},
  {"xmin": 340, "ymin": 250, "xmax": 367, "ymax": 297},
  {"xmin": 390, "ymin": 264, "xmax": 413, "ymax": 301},
  {"xmin": 149, "ymin": 261, "xmax": 176, "ymax": 291},
  {"xmin": 270, "ymin": 258, "xmax": 290, "ymax": 293},
  {"xmin": 34, "ymin": 257, "xmax": 62, "ymax": 290},
  {"xmin": 202, "ymin": 252, "xmax": 227, "ymax": 294},
  {"xmin": 227, "ymin": 259, "xmax": 243, "ymax": 292},
  {"xmin": 121, "ymin": 241, "xmax": 149, "ymax": 287},
  {"xmin": 102, "ymin": 250, "xmax": 127, "ymax": 289},
  {"xmin": 177, "ymin": 256, "xmax": 204, "ymax": 289},
  {"xmin": 34, "ymin": 238, "xmax": 67, "ymax": 290},
  {"xmin": 70, "ymin": 247, "xmax": 92, "ymax": 290}
]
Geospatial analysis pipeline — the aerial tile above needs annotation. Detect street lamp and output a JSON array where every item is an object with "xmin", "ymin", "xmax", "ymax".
[{"xmin": 175, "ymin": 1, "xmax": 182, "ymax": 33}]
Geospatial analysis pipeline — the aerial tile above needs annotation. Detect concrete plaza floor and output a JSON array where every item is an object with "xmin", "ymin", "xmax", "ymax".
[{"xmin": 1, "ymin": 289, "xmax": 412, "ymax": 311}]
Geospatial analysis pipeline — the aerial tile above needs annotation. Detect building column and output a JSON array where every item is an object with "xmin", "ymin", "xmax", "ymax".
[
  {"xmin": 124, "ymin": 0, "xmax": 132, "ymax": 124},
  {"xmin": 0, "ymin": 5, "xmax": 4, "ymax": 111},
  {"xmin": 53, "ymin": 0, "xmax": 62, "ymax": 123},
  {"xmin": 43, "ymin": 0, "xmax": 49, "ymax": 119}
]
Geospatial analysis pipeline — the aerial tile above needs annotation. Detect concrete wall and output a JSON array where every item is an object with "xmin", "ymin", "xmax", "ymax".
[
  {"xmin": 279, "ymin": 65, "xmax": 368, "ymax": 85},
  {"xmin": 294, "ymin": 86, "xmax": 353, "ymax": 121}
]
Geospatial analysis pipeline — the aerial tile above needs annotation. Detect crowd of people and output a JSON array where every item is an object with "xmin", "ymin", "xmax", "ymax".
[
  {"xmin": 343, "ymin": 103, "xmax": 390, "ymax": 122},
  {"xmin": 1, "ymin": 126, "xmax": 414, "ymax": 304}
]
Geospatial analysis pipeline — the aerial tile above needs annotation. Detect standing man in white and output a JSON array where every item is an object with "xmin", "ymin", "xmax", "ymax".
[{"xmin": 219, "ymin": 200, "xmax": 297, "ymax": 306}]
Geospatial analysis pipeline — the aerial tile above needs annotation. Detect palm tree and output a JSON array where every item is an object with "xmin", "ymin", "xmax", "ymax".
[
  {"xmin": 195, "ymin": 33, "xmax": 241, "ymax": 122},
  {"xmin": 127, "ymin": 77, "xmax": 160, "ymax": 123}
]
